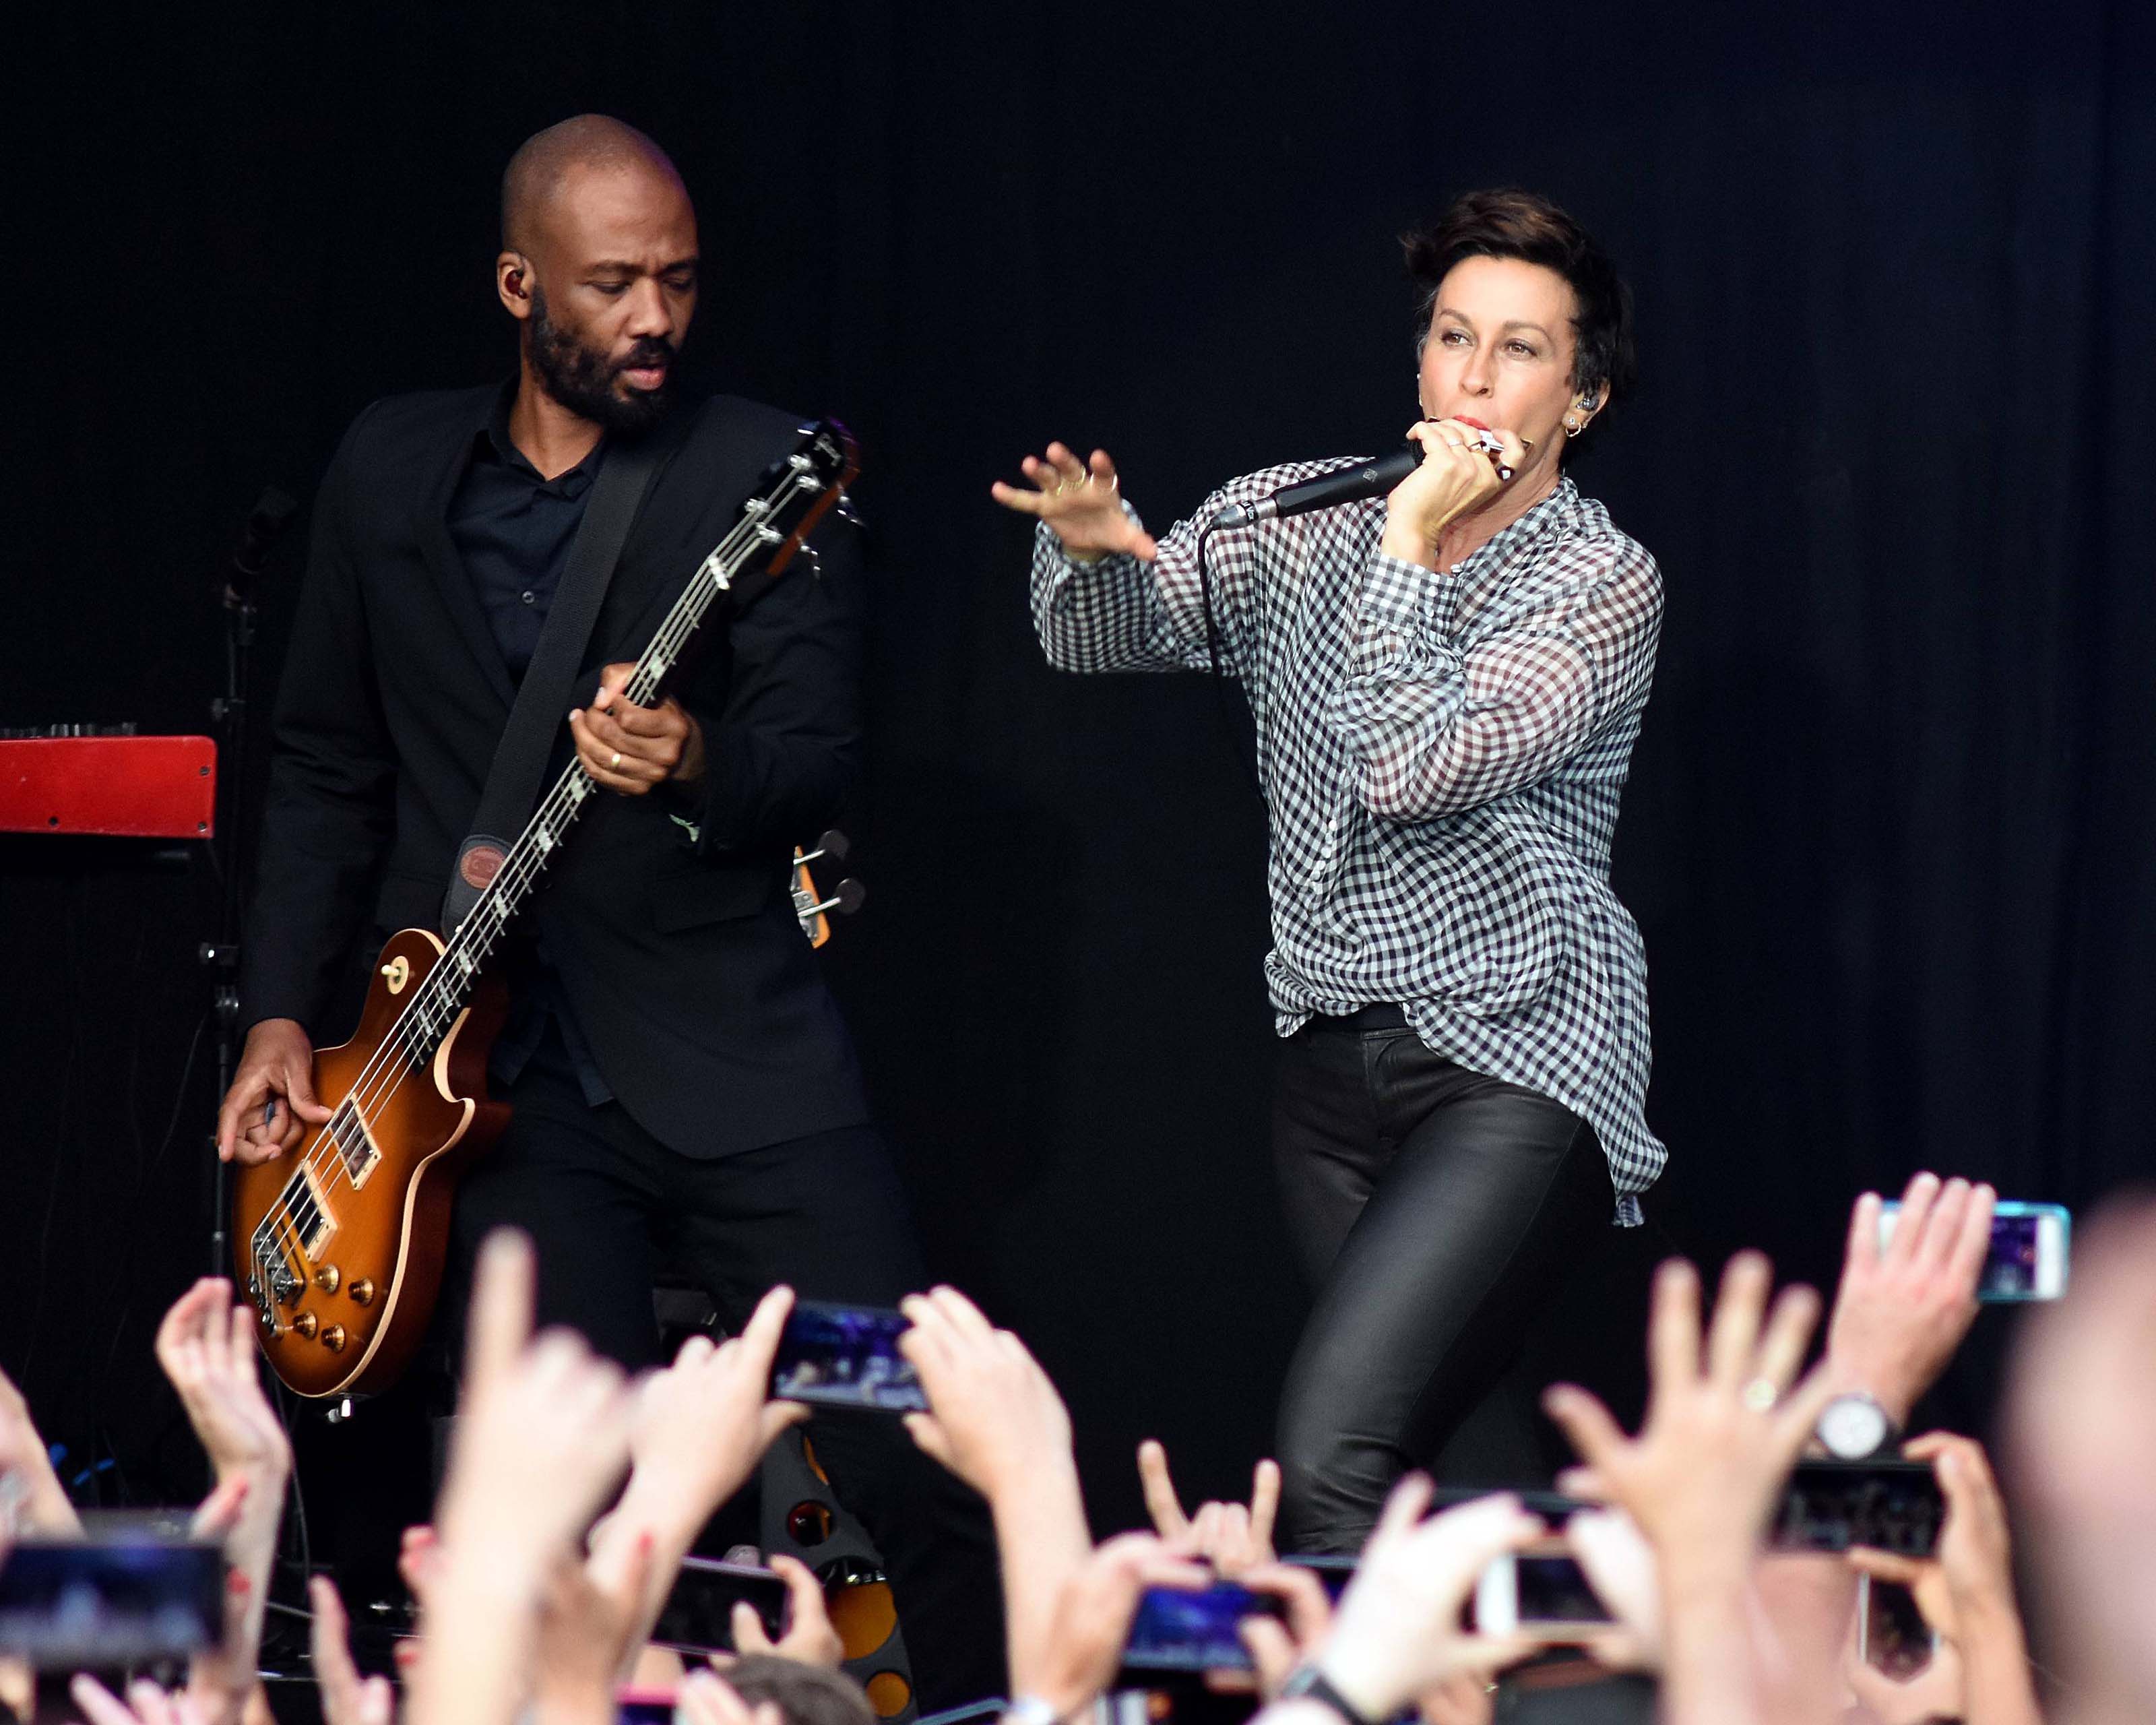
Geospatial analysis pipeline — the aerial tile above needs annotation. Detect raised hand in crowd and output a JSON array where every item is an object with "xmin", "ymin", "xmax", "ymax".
[
  {"xmin": 1543, "ymin": 1253, "xmax": 1838, "ymax": 1725},
  {"xmin": 584, "ymin": 1287, "xmax": 808, "ymax": 1665},
  {"xmin": 1255, "ymin": 1480, "xmax": 1539, "ymax": 1725},
  {"xmin": 1002, "ymin": 1532, "xmax": 1211, "ymax": 1724},
  {"xmin": 990, "ymin": 443, "xmax": 1160, "ymax": 562},
  {"xmin": 530, "ymin": 1532, "xmax": 660, "ymax": 1725},
  {"xmin": 1823, "ymin": 1172, "xmax": 1995, "ymax": 1428},
  {"xmin": 676, "ymin": 1668, "xmax": 785, "ymax": 1725},
  {"xmin": 1844, "ymin": 1431, "xmax": 2042, "ymax": 1725},
  {"xmin": 1232, "ymin": 1561, "xmax": 1335, "ymax": 1699},
  {"xmin": 1137, "ymin": 1440, "xmax": 1281, "ymax": 1579},
  {"xmin": 897, "ymin": 1286, "xmax": 1091, "ymax": 1699},
  {"xmin": 0, "ymin": 1358, "xmax": 81, "ymax": 1538},
  {"xmin": 308, "ymin": 1574, "xmax": 395, "ymax": 1725},
  {"xmin": 724, "ymin": 1554, "xmax": 846, "ymax": 1670},
  {"xmin": 67, "ymin": 1675, "xmax": 212, "ymax": 1725},
  {"xmin": 1564, "ymin": 1505, "xmax": 1663, "ymax": 1674},
  {"xmin": 154, "ymin": 1279, "xmax": 292, "ymax": 1725},
  {"xmin": 404, "ymin": 1229, "xmax": 635, "ymax": 1725}
]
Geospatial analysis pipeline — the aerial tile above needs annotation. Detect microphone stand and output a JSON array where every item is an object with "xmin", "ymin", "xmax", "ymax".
[{"xmin": 201, "ymin": 489, "xmax": 298, "ymax": 1274}]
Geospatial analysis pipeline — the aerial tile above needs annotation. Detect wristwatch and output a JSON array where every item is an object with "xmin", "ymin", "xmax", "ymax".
[
  {"xmin": 1278, "ymin": 1664, "xmax": 1378, "ymax": 1725},
  {"xmin": 1815, "ymin": 1391, "xmax": 1899, "ymax": 1460}
]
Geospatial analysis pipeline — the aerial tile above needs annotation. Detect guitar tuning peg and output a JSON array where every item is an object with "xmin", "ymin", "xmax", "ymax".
[
  {"xmin": 807, "ymin": 878, "xmax": 867, "ymax": 918},
  {"xmin": 815, "ymin": 828, "xmax": 850, "ymax": 862}
]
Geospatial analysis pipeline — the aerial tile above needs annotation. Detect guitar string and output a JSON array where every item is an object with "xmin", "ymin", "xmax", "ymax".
[{"xmin": 257, "ymin": 466, "xmax": 824, "ymax": 1265}]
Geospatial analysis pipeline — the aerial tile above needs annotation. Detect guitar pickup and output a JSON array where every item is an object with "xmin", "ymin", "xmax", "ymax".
[{"xmin": 326, "ymin": 1099, "xmax": 381, "ymax": 1187}]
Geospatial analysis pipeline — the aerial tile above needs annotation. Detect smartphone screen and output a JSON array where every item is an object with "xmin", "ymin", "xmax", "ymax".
[
  {"xmin": 1473, "ymin": 1543, "xmax": 1614, "ymax": 1638},
  {"xmin": 648, "ymin": 1557, "xmax": 789, "ymax": 1654},
  {"xmin": 616, "ymin": 1693, "xmax": 676, "ymax": 1724},
  {"xmin": 1858, "ymin": 1574, "xmax": 1936, "ymax": 1679},
  {"xmin": 1120, "ymin": 1582, "xmax": 1281, "ymax": 1672},
  {"xmin": 1771, "ymin": 1460, "xmax": 1944, "ymax": 1557},
  {"xmin": 770, "ymin": 1303, "xmax": 927, "ymax": 1413},
  {"xmin": 0, "ymin": 1539, "xmax": 223, "ymax": 1668},
  {"xmin": 1878, "ymin": 1199, "xmax": 2070, "ymax": 1300}
]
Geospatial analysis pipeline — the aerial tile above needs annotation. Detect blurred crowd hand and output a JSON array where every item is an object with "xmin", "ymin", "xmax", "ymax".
[
  {"xmin": 154, "ymin": 1278, "xmax": 291, "ymax": 1497},
  {"xmin": 1546, "ymin": 1254, "xmax": 1833, "ymax": 1567},
  {"xmin": 309, "ymin": 1575, "xmax": 395, "ymax": 1725},
  {"xmin": 677, "ymin": 1668, "xmax": 786, "ymax": 1725},
  {"xmin": 1544, "ymin": 1254, "xmax": 1837, "ymax": 1725},
  {"xmin": 0, "ymin": 1358, "xmax": 80, "ymax": 1537},
  {"xmin": 1825, "ymin": 1172, "xmax": 1994, "ymax": 1426},
  {"xmin": 68, "ymin": 1675, "xmax": 211, "ymax": 1725},
  {"xmin": 1232, "ymin": 1562, "xmax": 1334, "ymax": 1699},
  {"xmin": 897, "ymin": 1286, "xmax": 1092, "ymax": 1699},
  {"xmin": 1847, "ymin": 1432, "xmax": 2043, "ymax": 1725},
  {"xmin": 723, "ymin": 1554, "xmax": 846, "ymax": 1670},
  {"xmin": 620, "ymin": 1289, "xmax": 807, "ymax": 1521},
  {"xmin": 897, "ymin": 1287, "xmax": 1076, "ymax": 1501},
  {"xmin": 590, "ymin": 1287, "xmax": 809, "ymax": 1657},
  {"xmin": 1138, "ymin": 1441, "xmax": 1281, "ymax": 1579},
  {"xmin": 1843, "ymin": 1627, "xmax": 1967, "ymax": 1725},
  {"xmin": 1305, "ymin": 1480, "xmax": 1542, "ymax": 1721},
  {"xmin": 433, "ymin": 1232, "xmax": 633, "ymax": 1569},
  {"xmin": 408, "ymin": 1231, "xmax": 636, "ymax": 1725},
  {"xmin": 1564, "ymin": 1507, "xmax": 1664, "ymax": 1673},
  {"xmin": 532, "ymin": 1534, "xmax": 658, "ymax": 1725},
  {"xmin": 1011, "ymin": 1532, "xmax": 1211, "ymax": 1722}
]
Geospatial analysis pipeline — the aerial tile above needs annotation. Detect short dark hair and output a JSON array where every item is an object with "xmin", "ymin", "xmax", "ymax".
[
  {"xmin": 1403, "ymin": 188, "xmax": 1636, "ymax": 408},
  {"xmin": 722, "ymin": 1656, "xmax": 877, "ymax": 1725}
]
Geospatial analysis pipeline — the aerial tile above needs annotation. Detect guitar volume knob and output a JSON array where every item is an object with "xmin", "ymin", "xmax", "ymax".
[
  {"xmin": 314, "ymin": 1265, "xmax": 341, "ymax": 1294},
  {"xmin": 348, "ymin": 1278, "xmax": 375, "ymax": 1307},
  {"xmin": 293, "ymin": 1311, "xmax": 318, "ymax": 1340},
  {"xmin": 321, "ymin": 1325, "xmax": 346, "ymax": 1353}
]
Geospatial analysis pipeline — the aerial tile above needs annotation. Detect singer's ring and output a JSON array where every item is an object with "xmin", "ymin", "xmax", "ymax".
[
  {"xmin": 1496, "ymin": 464, "xmax": 1515, "ymax": 481},
  {"xmin": 1440, "ymin": 435, "xmax": 1465, "ymax": 449}
]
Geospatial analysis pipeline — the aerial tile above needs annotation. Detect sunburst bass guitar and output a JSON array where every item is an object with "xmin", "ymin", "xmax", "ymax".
[{"xmin": 232, "ymin": 420, "xmax": 860, "ymax": 1398}]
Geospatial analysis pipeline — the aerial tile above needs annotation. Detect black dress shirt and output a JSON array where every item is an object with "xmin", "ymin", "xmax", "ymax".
[{"xmin": 446, "ymin": 388, "xmax": 615, "ymax": 1104}]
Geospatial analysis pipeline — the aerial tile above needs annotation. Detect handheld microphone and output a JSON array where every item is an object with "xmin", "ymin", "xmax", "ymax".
[{"xmin": 1210, "ymin": 446, "xmax": 1422, "ymax": 530}]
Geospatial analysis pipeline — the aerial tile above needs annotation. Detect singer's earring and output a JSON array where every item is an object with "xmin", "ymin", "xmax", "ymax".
[{"xmin": 1563, "ymin": 417, "xmax": 1581, "ymax": 437}]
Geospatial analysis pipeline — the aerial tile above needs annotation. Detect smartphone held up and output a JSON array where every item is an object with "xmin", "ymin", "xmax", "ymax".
[{"xmin": 1878, "ymin": 1198, "xmax": 2070, "ymax": 1300}]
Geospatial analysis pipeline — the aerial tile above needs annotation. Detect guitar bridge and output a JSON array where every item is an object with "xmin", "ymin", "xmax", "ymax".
[{"xmin": 247, "ymin": 1162, "xmax": 336, "ymax": 1329}]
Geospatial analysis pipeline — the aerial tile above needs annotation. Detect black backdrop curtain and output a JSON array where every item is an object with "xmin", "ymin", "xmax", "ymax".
[{"xmin": 2, "ymin": 1, "xmax": 2151, "ymax": 1540}]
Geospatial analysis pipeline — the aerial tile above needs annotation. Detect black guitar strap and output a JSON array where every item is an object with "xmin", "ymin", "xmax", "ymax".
[{"xmin": 441, "ymin": 435, "xmax": 663, "ymax": 936}]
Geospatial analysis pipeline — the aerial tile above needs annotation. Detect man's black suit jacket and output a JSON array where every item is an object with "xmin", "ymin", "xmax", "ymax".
[{"xmin": 239, "ymin": 384, "xmax": 872, "ymax": 1157}]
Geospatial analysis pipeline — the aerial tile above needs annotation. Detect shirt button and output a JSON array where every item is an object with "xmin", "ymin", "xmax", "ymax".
[{"xmin": 520, "ymin": 590, "xmax": 536, "ymax": 605}]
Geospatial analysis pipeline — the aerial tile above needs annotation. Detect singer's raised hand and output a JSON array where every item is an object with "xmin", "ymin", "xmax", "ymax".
[
  {"xmin": 992, "ymin": 442, "xmax": 1159, "ymax": 561},
  {"xmin": 1378, "ymin": 418, "xmax": 1526, "ymax": 569}
]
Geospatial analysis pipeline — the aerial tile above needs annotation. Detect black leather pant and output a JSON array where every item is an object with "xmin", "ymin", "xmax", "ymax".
[{"xmin": 1271, "ymin": 1007, "xmax": 1613, "ymax": 1553}]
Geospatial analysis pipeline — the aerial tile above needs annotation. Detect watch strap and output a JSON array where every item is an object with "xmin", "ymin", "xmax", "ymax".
[{"xmin": 1279, "ymin": 1664, "xmax": 1378, "ymax": 1725}]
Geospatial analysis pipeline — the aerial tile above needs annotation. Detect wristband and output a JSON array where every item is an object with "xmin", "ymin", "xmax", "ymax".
[{"xmin": 1277, "ymin": 1664, "xmax": 1378, "ymax": 1725}]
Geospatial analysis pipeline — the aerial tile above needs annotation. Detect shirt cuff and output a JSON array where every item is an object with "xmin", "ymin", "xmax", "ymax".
[{"xmin": 1350, "ymin": 551, "xmax": 1466, "ymax": 672}]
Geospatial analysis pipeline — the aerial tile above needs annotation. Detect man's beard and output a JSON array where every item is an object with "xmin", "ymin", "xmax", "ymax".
[{"xmin": 528, "ymin": 286, "xmax": 677, "ymax": 435}]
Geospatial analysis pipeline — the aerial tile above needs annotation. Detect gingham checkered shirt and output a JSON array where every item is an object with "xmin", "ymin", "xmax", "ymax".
[{"xmin": 1031, "ymin": 465, "xmax": 1664, "ymax": 1222}]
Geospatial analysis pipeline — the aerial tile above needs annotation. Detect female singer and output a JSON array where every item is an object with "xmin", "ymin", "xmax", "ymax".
[{"xmin": 994, "ymin": 189, "xmax": 1662, "ymax": 1550}]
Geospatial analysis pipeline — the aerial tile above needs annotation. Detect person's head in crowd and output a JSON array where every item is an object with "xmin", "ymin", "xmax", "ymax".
[
  {"xmin": 719, "ymin": 1653, "xmax": 878, "ymax": 1725},
  {"xmin": 2008, "ymin": 1189, "xmax": 2156, "ymax": 1723}
]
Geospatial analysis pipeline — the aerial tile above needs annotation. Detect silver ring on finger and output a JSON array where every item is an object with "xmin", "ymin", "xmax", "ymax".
[
  {"xmin": 609, "ymin": 750, "xmax": 623, "ymax": 772},
  {"xmin": 1742, "ymin": 1377, "xmax": 1779, "ymax": 1413}
]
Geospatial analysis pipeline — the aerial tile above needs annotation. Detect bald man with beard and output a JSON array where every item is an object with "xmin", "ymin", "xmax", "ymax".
[{"xmin": 216, "ymin": 116, "xmax": 1001, "ymax": 1701}]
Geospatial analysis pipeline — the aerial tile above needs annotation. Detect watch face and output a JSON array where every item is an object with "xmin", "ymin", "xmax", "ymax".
[{"xmin": 1819, "ymin": 1395, "xmax": 1891, "ymax": 1460}]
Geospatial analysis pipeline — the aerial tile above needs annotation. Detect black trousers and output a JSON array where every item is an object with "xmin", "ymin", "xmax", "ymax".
[
  {"xmin": 444, "ymin": 1030, "xmax": 1005, "ymax": 1708},
  {"xmin": 1271, "ymin": 1007, "xmax": 1613, "ymax": 1553}
]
